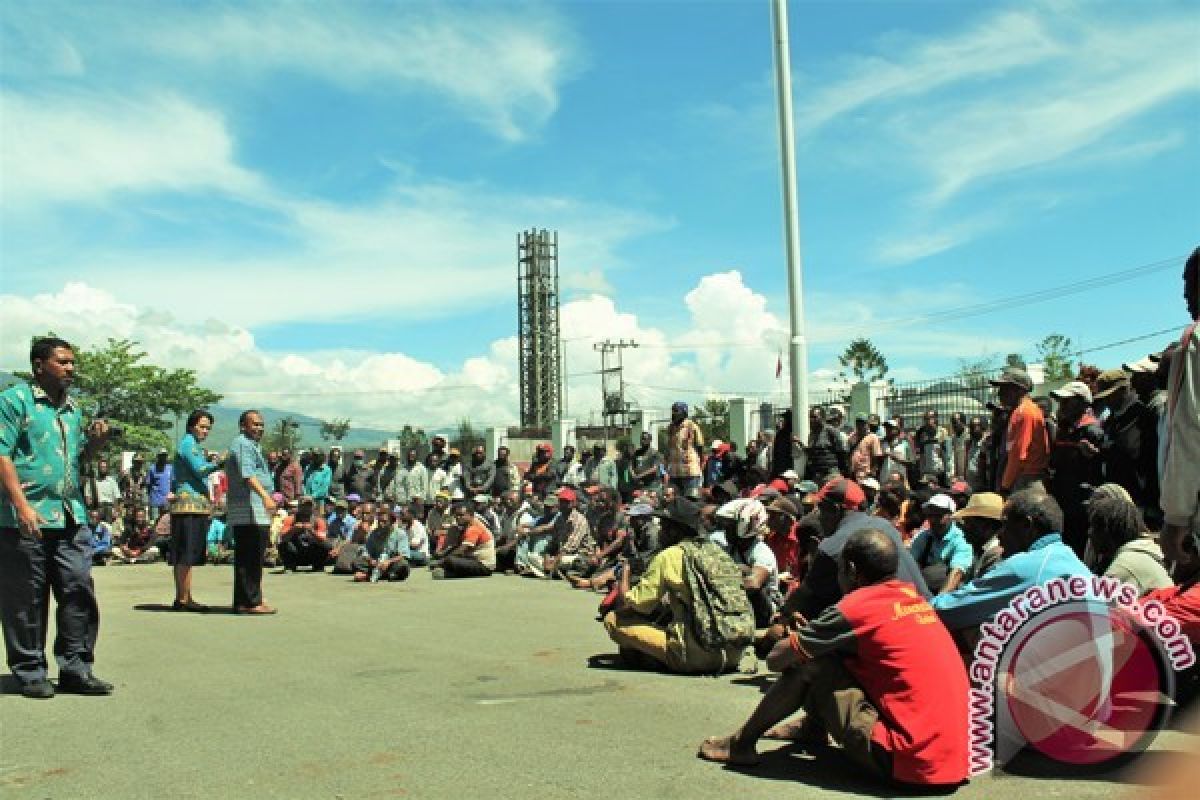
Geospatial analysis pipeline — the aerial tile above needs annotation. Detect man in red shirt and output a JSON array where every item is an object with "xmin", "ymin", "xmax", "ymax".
[
  {"xmin": 699, "ymin": 528, "xmax": 969, "ymax": 788},
  {"xmin": 434, "ymin": 504, "xmax": 496, "ymax": 579},
  {"xmin": 989, "ymin": 367, "xmax": 1049, "ymax": 494}
]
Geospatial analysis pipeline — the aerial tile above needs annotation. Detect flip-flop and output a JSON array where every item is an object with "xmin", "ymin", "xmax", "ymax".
[
  {"xmin": 697, "ymin": 736, "xmax": 761, "ymax": 766},
  {"xmin": 172, "ymin": 600, "xmax": 208, "ymax": 612}
]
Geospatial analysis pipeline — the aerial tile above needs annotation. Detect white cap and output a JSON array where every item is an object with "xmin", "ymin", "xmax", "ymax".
[
  {"xmin": 710, "ymin": 439, "xmax": 725, "ymax": 450},
  {"xmin": 1123, "ymin": 356, "xmax": 1157, "ymax": 374},
  {"xmin": 922, "ymin": 493, "xmax": 957, "ymax": 514},
  {"xmin": 781, "ymin": 469, "xmax": 799, "ymax": 482},
  {"xmin": 1049, "ymin": 380, "xmax": 1093, "ymax": 404},
  {"xmin": 860, "ymin": 477, "xmax": 881, "ymax": 491}
]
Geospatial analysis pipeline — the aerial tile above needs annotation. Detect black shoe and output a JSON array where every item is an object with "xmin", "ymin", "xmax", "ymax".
[
  {"xmin": 20, "ymin": 679, "xmax": 55, "ymax": 699},
  {"xmin": 57, "ymin": 673, "xmax": 113, "ymax": 696}
]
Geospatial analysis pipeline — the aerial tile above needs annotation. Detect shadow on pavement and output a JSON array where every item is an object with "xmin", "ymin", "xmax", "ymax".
[
  {"xmin": 720, "ymin": 743, "xmax": 958, "ymax": 797},
  {"xmin": 132, "ymin": 603, "xmax": 237, "ymax": 614},
  {"xmin": 1001, "ymin": 747, "xmax": 1182, "ymax": 785}
]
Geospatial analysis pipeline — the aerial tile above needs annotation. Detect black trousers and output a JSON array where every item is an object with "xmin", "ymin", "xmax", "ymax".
[
  {"xmin": 232, "ymin": 525, "xmax": 268, "ymax": 609},
  {"xmin": 0, "ymin": 526, "xmax": 99, "ymax": 685},
  {"xmin": 278, "ymin": 536, "xmax": 331, "ymax": 571},
  {"xmin": 442, "ymin": 556, "xmax": 492, "ymax": 578}
]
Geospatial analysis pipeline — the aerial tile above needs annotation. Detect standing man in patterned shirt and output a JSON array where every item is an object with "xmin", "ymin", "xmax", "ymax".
[
  {"xmin": 225, "ymin": 410, "xmax": 278, "ymax": 614},
  {"xmin": 0, "ymin": 337, "xmax": 115, "ymax": 698},
  {"xmin": 666, "ymin": 401, "xmax": 704, "ymax": 499}
]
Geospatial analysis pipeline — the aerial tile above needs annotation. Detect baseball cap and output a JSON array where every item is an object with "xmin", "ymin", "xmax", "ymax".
[
  {"xmin": 814, "ymin": 478, "xmax": 866, "ymax": 511},
  {"xmin": 1123, "ymin": 355, "xmax": 1157, "ymax": 374},
  {"xmin": 781, "ymin": 469, "xmax": 799, "ymax": 482},
  {"xmin": 988, "ymin": 367, "xmax": 1034, "ymax": 392},
  {"xmin": 922, "ymin": 494, "xmax": 957, "ymax": 515},
  {"xmin": 1050, "ymin": 381, "xmax": 1093, "ymax": 404},
  {"xmin": 710, "ymin": 439, "xmax": 725, "ymax": 451},
  {"xmin": 954, "ymin": 492, "xmax": 1003, "ymax": 521},
  {"xmin": 860, "ymin": 477, "xmax": 881, "ymax": 491},
  {"xmin": 884, "ymin": 418, "xmax": 900, "ymax": 429},
  {"xmin": 557, "ymin": 487, "xmax": 577, "ymax": 503},
  {"xmin": 1093, "ymin": 369, "xmax": 1130, "ymax": 400}
]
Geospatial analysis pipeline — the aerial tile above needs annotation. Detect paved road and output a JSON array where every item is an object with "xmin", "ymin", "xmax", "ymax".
[{"xmin": 0, "ymin": 564, "xmax": 1190, "ymax": 798}]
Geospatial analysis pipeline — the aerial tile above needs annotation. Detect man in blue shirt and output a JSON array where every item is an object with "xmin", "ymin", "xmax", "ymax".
[
  {"xmin": 932, "ymin": 490, "xmax": 1089, "ymax": 631},
  {"xmin": 225, "ymin": 410, "xmax": 277, "ymax": 615},
  {"xmin": 0, "ymin": 337, "xmax": 115, "ymax": 698},
  {"xmin": 145, "ymin": 450, "xmax": 173, "ymax": 520},
  {"xmin": 908, "ymin": 494, "xmax": 974, "ymax": 594}
]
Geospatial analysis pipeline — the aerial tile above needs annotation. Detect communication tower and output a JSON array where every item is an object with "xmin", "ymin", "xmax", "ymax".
[{"xmin": 517, "ymin": 229, "xmax": 562, "ymax": 429}]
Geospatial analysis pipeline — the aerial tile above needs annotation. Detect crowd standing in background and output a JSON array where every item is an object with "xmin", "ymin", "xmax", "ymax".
[{"xmin": 1, "ymin": 249, "xmax": 1198, "ymax": 789}]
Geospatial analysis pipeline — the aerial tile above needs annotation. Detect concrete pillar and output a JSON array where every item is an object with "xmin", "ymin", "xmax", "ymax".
[
  {"xmin": 728, "ymin": 397, "xmax": 753, "ymax": 452},
  {"xmin": 868, "ymin": 380, "xmax": 891, "ymax": 421},
  {"xmin": 484, "ymin": 427, "xmax": 504, "ymax": 461},
  {"xmin": 551, "ymin": 419, "xmax": 576, "ymax": 456},
  {"xmin": 849, "ymin": 382, "xmax": 870, "ymax": 421}
]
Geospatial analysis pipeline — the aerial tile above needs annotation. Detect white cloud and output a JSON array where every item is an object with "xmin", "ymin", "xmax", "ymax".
[
  {"xmin": 1, "ymin": 275, "xmax": 1044, "ymax": 432},
  {"xmin": 0, "ymin": 0, "xmax": 579, "ymax": 143},
  {"xmin": 0, "ymin": 90, "xmax": 262, "ymax": 210}
]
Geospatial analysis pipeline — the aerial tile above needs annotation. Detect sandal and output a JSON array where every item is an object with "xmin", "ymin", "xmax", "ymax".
[{"xmin": 172, "ymin": 600, "xmax": 209, "ymax": 612}]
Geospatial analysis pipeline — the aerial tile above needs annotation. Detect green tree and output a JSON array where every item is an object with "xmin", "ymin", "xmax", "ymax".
[
  {"xmin": 837, "ymin": 338, "xmax": 889, "ymax": 382},
  {"xmin": 395, "ymin": 424, "xmax": 428, "ymax": 455},
  {"xmin": 320, "ymin": 418, "xmax": 352, "ymax": 442},
  {"xmin": 693, "ymin": 397, "xmax": 730, "ymax": 445},
  {"xmin": 955, "ymin": 353, "xmax": 1001, "ymax": 386},
  {"xmin": 1036, "ymin": 334, "xmax": 1074, "ymax": 382},
  {"xmin": 21, "ymin": 335, "xmax": 222, "ymax": 459},
  {"xmin": 452, "ymin": 418, "xmax": 484, "ymax": 455},
  {"xmin": 263, "ymin": 416, "xmax": 301, "ymax": 455}
]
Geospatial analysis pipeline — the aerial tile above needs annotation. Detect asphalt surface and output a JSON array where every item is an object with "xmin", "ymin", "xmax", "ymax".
[{"xmin": 0, "ymin": 564, "xmax": 1193, "ymax": 799}]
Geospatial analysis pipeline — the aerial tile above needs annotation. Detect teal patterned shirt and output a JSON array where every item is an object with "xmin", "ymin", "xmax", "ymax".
[{"xmin": 0, "ymin": 382, "xmax": 88, "ymax": 530}]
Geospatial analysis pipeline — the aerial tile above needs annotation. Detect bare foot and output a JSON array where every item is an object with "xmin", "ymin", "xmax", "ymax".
[
  {"xmin": 764, "ymin": 718, "xmax": 826, "ymax": 747},
  {"xmin": 697, "ymin": 735, "xmax": 760, "ymax": 766}
]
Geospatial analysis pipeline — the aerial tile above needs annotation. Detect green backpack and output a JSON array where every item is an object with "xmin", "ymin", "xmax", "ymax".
[{"xmin": 679, "ymin": 538, "xmax": 755, "ymax": 651}]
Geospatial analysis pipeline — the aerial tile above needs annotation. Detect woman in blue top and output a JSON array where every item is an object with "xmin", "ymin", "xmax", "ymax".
[
  {"xmin": 304, "ymin": 450, "xmax": 333, "ymax": 517},
  {"xmin": 169, "ymin": 409, "xmax": 219, "ymax": 611}
]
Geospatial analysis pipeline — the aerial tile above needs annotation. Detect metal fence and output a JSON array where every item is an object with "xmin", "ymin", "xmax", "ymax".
[{"xmin": 883, "ymin": 369, "xmax": 1003, "ymax": 423}]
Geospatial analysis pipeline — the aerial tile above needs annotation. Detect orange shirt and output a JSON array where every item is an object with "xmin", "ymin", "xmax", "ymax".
[
  {"xmin": 281, "ymin": 514, "xmax": 328, "ymax": 541},
  {"xmin": 1001, "ymin": 395, "xmax": 1049, "ymax": 490}
]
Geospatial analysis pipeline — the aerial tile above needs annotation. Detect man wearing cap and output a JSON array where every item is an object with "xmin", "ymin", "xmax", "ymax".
[
  {"xmin": 764, "ymin": 497, "xmax": 806, "ymax": 588},
  {"xmin": 542, "ymin": 488, "xmax": 595, "ymax": 578},
  {"xmin": 989, "ymin": 366, "xmax": 1049, "ymax": 494},
  {"xmin": 847, "ymin": 414, "xmax": 883, "ymax": 483},
  {"xmin": 714, "ymin": 499, "xmax": 780, "ymax": 627},
  {"xmin": 666, "ymin": 402, "xmax": 705, "ymax": 499},
  {"xmin": 1094, "ymin": 368, "xmax": 1154, "ymax": 512},
  {"xmin": 1048, "ymin": 380, "xmax": 1105, "ymax": 557},
  {"xmin": 932, "ymin": 490, "xmax": 1088, "ymax": 632},
  {"xmin": 604, "ymin": 497, "xmax": 749, "ymax": 674},
  {"xmin": 326, "ymin": 499, "xmax": 357, "ymax": 545},
  {"xmin": 907, "ymin": 494, "xmax": 972, "ymax": 594},
  {"xmin": 954, "ymin": 492, "xmax": 1004, "ymax": 581},
  {"xmin": 784, "ymin": 478, "xmax": 930, "ymax": 621}
]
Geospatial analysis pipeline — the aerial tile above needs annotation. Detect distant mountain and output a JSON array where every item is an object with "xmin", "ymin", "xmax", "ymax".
[
  {"xmin": 0, "ymin": 373, "xmax": 408, "ymax": 451},
  {"xmin": 205, "ymin": 405, "xmax": 400, "ymax": 451}
]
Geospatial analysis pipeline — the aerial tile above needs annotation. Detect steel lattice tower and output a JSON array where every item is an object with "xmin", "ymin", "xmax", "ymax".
[{"xmin": 517, "ymin": 229, "xmax": 562, "ymax": 428}]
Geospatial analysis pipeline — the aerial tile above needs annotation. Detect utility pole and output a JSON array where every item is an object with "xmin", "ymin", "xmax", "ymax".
[
  {"xmin": 770, "ymin": 0, "xmax": 811, "ymax": 443},
  {"xmin": 593, "ymin": 339, "xmax": 639, "ymax": 447}
]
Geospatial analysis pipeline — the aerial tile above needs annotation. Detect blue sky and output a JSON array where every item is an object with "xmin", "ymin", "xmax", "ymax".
[{"xmin": 1, "ymin": 0, "xmax": 1197, "ymax": 429}]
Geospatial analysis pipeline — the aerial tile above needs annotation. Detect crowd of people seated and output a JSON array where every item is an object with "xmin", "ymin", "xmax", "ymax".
[{"xmin": 70, "ymin": 249, "xmax": 1200, "ymax": 790}]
